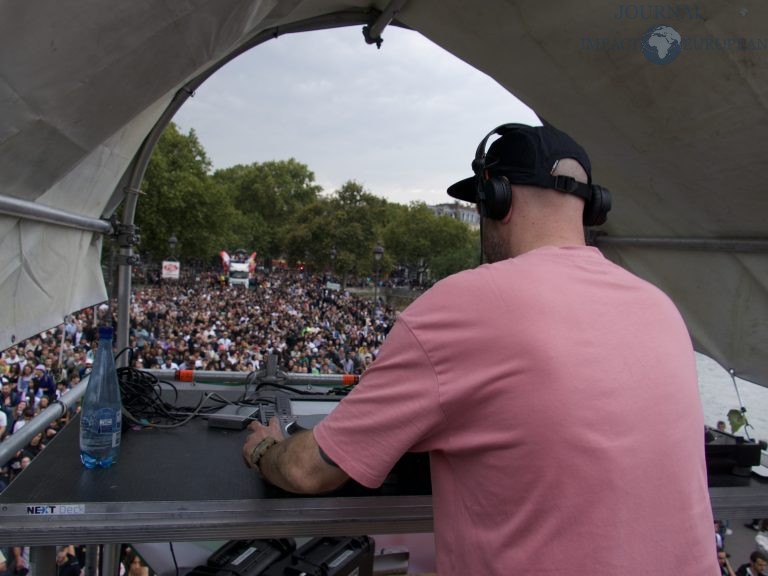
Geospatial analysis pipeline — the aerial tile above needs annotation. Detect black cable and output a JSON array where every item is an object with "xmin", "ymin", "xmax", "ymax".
[
  {"xmin": 169, "ymin": 542, "xmax": 179, "ymax": 576},
  {"xmin": 252, "ymin": 381, "xmax": 328, "ymax": 396},
  {"xmin": 117, "ymin": 361, "xmax": 337, "ymax": 430},
  {"xmin": 118, "ymin": 366, "xmax": 206, "ymax": 429}
]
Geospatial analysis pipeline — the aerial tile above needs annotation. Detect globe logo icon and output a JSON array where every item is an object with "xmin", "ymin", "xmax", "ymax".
[{"xmin": 641, "ymin": 25, "xmax": 682, "ymax": 64}]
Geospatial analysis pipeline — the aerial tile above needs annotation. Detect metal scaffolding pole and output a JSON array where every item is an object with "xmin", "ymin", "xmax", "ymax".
[{"xmin": 0, "ymin": 193, "xmax": 112, "ymax": 233}]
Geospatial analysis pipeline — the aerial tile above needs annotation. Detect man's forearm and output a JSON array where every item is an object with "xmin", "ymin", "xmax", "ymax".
[
  {"xmin": 258, "ymin": 433, "xmax": 302, "ymax": 492},
  {"xmin": 258, "ymin": 430, "xmax": 348, "ymax": 494}
]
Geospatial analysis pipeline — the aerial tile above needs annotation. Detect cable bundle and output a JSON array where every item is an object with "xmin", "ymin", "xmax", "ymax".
[{"xmin": 114, "ymin": 349, "xmax": 344, "ymax": 429}]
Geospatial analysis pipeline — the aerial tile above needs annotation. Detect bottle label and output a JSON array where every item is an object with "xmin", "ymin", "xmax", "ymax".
[{"xmin": 83, "ymin": 408, "xmax": 121, "ymax": 436}]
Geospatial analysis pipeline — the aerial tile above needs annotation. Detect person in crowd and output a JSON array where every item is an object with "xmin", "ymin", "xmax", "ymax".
[
  {"xmin": 0, "ymin": 407, "xmax": 6, "ymax": 441},
  {"xmin": 4, "ymin": 348, "xmax": 22, "ymax": 369},
  {"xmin": 11, "ymin": 405, "xmax": 32, "ymax": 435},
  {"xmin": 757, "ymin": 520, "xmax": 768, "ymax": 558},
  {"xmin": 161, "ymin": 356, "xmax": 179, "ymax": 371},
  {"xmin": 33, "ymin": 364, "xmax": 56, "ymax": 399},
  {"xmin": 14, "ymin": 365, "xmax": 34, "ymax": 397},
  {"xmin": 1, "ymin": 381, "xmax": 18, "ymax": 414},
  {"xmin": 123, "ymin": 551, "xmax": 150, "ymax": 576},
  {"xmin": 716, "ymin": 518, "xmax": 734, "ymax": 549},
  {"xmin": 10, "ymin": 547, "xmax": 29, "ymax": 576},
  {"xmin": 0, "ymin": 464, "xmax": 10, "ymax": 491},
  {"xmin": 242, "ymin": 122, "xmax": 718, "ymax": 575},
  {"xmin": 22, "ymin": 379, "xmax": 42, "ymax": 410},
  {"xmin": 18, "ymin": 456, "xmax": 32, "ymax": 474},
  {"xmin": 736, "ymin": 550, "xmax": 768, "ymax": 576},
  {"xmin": 719, "ymin": 548, "xmax": 737, "ymax": 576},
  {"xmin": 55, "ymin": 546, "xmax": 81, "ymax": 576},
  {"xmin": 25, "ymin": 433, "xmax": 46, "ymax": 458}
]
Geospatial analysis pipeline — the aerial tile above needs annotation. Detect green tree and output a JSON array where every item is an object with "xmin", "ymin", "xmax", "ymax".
[
  {"xmin": 284, "ymin": 180, "xmax": 391, "ymax": 285},
  {"xmin": 326, "ymin": 181, "xmax": 390, "ymax": 279},
  {"xmin": 136, "ymin": 123, "xmax": 238, "ymax": 265},
  {"xmin": 383, "ymin": 202, "xmax": 478, "ymax": 283},
  {"xmin": 213, "ymin": 159, "xmax": 322, "ymax": 259}
]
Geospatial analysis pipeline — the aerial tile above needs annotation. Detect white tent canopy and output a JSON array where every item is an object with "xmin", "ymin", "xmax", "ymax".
[{"xmin": 1, "ymin": 1, "xmax": 766, "ymax": 385}]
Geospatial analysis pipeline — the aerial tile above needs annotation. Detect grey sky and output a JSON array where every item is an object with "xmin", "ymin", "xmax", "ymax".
[{"xmin": 173, "ymin": 25, "xmax": 539, "ymax": 206}]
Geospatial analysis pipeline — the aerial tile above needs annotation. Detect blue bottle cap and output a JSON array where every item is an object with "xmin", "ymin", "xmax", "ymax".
[{"xmin": 98, "ymin": 326, "xmax": 114, "ymax": 340}]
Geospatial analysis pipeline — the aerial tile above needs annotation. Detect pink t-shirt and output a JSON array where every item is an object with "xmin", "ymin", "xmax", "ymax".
[{"xmin": 315, "ymin": 246, "xmax": 718, "ymax": 575}]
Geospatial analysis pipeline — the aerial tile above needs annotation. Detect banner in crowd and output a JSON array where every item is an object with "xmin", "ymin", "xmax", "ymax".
[{"xmin": 161, "ymin": 260, "xmax": 180, "ymax": 279}]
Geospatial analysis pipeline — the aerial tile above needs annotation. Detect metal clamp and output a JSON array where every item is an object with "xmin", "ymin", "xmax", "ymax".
[
  {"xmin": 115, "ymin": 223, "xmax": 141, "ymax": 248},
  {"xmin": 118, "ymin": 254, "xmax": 141, "ymax": 266}
]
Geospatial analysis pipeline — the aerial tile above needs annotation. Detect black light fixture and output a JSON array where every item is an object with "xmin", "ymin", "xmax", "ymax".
[
  {"xmin": 168, "ymin": 234, "xmax": 178, "ymax": 256},
  {"xmin": 373, "ymin": 243, "xmax": 384, "ymax": 302}
]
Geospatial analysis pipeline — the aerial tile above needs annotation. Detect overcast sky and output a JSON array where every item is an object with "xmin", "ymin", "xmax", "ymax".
[{"xmin": 173, "ymin": 25, "xmax": 539, "ymax": 206}]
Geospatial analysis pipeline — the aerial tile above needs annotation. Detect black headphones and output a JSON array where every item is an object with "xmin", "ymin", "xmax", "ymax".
[{"xmin": 472, "ymin": 124, "xmax": 612, "ymax": 226}]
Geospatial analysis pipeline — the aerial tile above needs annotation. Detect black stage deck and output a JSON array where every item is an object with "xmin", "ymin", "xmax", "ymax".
[{"xmin": 0, "ymin": 394, "xmax": 432, "ymax": 546}]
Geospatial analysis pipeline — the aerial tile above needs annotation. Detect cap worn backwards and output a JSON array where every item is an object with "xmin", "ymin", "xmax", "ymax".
[{"xmin": 447, "ymin": 123, "xmax": 592, "ymax": 204}]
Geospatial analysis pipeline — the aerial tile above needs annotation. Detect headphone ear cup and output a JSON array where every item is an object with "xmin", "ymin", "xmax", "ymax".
[
  {"xmin": 480, "ymin": 177, "xmax": 512, "ymax": 220},
  {"xmin": 583, "ymin": 185, "xmax": 612, "ymax": 227}
]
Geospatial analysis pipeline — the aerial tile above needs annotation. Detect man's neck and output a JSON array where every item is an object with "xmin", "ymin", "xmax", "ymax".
[{"xmin": 511, "ymin": 235, "xmax": 586, "ymax": 258}]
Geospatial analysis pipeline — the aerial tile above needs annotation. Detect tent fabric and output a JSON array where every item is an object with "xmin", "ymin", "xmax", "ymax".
[{"xmin": 0, "ymin": 0, "xmax": 766, "ymax": 385}]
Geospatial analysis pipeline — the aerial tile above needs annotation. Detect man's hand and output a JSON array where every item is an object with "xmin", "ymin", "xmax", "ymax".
[
  {"xmin": 242, "ymin": 417, "xmax": 283, "ymax": 469},
  {"xmin": 241, "ymin": 418, "xmax": 350, "ymax": 494}
]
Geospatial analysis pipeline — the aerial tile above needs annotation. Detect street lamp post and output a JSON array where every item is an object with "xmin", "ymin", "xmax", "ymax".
[
  {"xmin": 168, "ymin": 234, "xmax": 178, "ymax": 259},
  {"xmin": 329, "ymin": 247, "xmax": 337, "ymax": 277},
  {"xmin": 417, "ymin": 257, "xmax": 427, "ymax": 288},
  {"xmin": 373, "ymin": 243, "xmax": 384, "ymax": 303},
  {"xmin": 165, "ymin": 234, "xmax": 179, "ymax": 282}
]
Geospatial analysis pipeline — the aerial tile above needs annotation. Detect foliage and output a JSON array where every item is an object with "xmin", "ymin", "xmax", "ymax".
[
  {"xmin": 129, "ymin": 122, "xmax": 478, "ymax": 284},
  {"xmin": 284, "ymin": 180, "xmax": 392, "ymax": 282},
  {"xmin": 212, "ymin": 159, "xmax": 322, "ymax": 258},
  {"xmin": 137, "ymin": 123, "xmax": 237, "ymax": 265},
  {"xmin": 383, "ymin": 202, "xmax": 479, "ymax": 282}
]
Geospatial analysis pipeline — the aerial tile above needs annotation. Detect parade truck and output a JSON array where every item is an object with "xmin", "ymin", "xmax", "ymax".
[{"xmin": 220, "ymin": 249, "xmax": 257, "ymax": 288}]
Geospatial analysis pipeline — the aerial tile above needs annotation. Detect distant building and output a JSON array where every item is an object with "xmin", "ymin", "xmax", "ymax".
[{"xmin": 429, "ymin": 202, "xmax": 480, "ymax": 229}]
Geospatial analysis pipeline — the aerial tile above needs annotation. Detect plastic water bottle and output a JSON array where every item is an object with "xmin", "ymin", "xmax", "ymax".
[{"xmin": 79, "ymin": 326, "xmax": 122, "ymax": 468}]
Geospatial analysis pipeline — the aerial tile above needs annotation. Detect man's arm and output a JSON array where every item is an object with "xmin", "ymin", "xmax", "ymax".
[
  {"xmin": 242, "ymin": 417, "xmax": 349, "ymax": 494},
  {"xmin": 12, "ymin": 547, "xmax": 28, "ymax": 570}
]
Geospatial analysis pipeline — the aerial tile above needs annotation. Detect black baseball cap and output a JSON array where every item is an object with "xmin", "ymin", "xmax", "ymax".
[{"xmin": 447, "ymin": 123, "xmax": 593, "ymax": 203}]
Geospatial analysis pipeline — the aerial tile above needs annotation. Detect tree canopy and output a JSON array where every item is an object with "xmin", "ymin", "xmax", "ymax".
[{"xmin": 134, "ymin": 122, "xmax": 478, "ymax": 284}]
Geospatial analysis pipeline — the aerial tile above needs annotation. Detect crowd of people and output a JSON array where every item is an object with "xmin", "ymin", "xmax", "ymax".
[
  {"xmin": 0, "ymin": 268, "xmax": 397, "ymax": 575},
  {"xmin": 0, "ymin": 545, "xmax": 154, "ymax": 576},
  {"xmin": 0, "ymin": 269, "xmax": 396, "ymax": 489},
  {"xmin": 124, "ymin": 269, "xmax": 394, "ymax": 375}
]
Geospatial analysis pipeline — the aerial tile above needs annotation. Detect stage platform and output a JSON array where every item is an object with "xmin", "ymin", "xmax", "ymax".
[
  {"xmin": 1, "ymin": 387, "xmax": 767, "ymax": 547},
  {"xmin": 0, "ymin": 391, "xmax": 431, "ymax": 547}
]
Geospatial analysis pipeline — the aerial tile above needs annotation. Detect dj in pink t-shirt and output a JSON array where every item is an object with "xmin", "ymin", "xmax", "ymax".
[{"xmin": 315, "ymin": 246, "xmax": 717, "ymax": 575}]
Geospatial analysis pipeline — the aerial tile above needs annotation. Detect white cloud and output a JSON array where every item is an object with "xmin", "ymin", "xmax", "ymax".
[{"xmin": 174, "ymin": 25, "xmax": 539, "ymax": 205}]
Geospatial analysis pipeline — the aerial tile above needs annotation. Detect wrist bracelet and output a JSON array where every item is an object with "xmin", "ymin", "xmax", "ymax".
[{"xmin": 249, "ymin": 436, "xmax": 278, "ymax": 471}]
